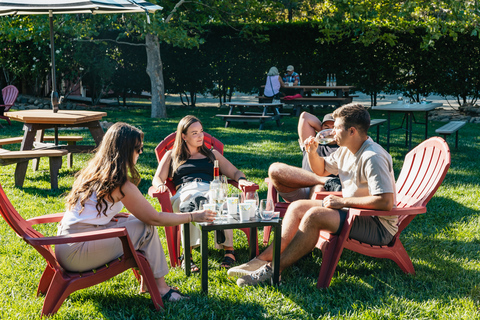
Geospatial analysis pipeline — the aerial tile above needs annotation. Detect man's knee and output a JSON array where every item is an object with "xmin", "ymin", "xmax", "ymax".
[{"xmin": 268, "ymin": 162, "xmax": 288, "ymax": 180}]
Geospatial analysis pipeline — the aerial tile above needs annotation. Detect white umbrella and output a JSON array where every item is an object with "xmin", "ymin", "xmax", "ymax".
[{"xmin": 0, "ymin": 0, "xmax": 163, "ymax": 113}]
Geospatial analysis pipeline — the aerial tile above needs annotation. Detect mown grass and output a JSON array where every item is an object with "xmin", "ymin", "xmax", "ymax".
[{"xmin": 0, "ymin": 104, "xmax": 479, "ymax": 319}]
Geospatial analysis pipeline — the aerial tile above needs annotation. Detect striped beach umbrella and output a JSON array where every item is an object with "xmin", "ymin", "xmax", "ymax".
[{"xmin": 0, "ymin": 0, "xmax": 163, "ymax": 112}]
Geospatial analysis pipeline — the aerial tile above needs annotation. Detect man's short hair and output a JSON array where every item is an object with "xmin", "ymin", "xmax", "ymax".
[{"xmin": 332, "ymin": 103, "xmax": 370, "ymax": 134}]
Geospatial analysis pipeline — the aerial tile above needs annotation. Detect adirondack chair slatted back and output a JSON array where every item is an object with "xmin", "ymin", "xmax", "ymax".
[
  {"xmin": 0, "ymin": 183, "xmax": 59, "ymax": 268},
  {"xmin": 395, "ymin": 137, "xmax": 450, "ymax": 231},
  {"xmin": 1, "ymin": 85, "xmax": 19, "ymax": 111},
  {"xmin": 154, "ymin": 131, "xmax": 224, "ymax": 196}
]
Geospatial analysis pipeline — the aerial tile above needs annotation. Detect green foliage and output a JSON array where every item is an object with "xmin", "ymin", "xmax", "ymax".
[{"xmin": 0, "ymin": 106, "xmax": 479, "ymax": 318}]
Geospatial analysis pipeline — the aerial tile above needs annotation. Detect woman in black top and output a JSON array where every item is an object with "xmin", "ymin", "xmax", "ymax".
[{"xmin": 152, "ymin": 115, "xmax": 255, "ymax": 271}]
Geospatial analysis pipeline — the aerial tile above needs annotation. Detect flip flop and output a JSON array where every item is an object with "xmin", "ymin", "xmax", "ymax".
[{"xmin": 162, "ymin": 287, "xmax": 189, "ymax": 302}]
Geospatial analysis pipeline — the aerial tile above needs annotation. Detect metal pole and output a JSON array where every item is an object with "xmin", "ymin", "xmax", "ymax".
[{"xmin": 49, "ymin": 11, "xmax": 59, "ymax": 116}]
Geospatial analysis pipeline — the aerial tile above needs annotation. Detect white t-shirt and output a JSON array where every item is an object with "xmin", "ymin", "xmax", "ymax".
[
  {"xmin": 264, "ymin": 75, "xmax": 281, "ymax": 97},
  {"xmin": 324, "ymin": 138, "xmax": 398, "ymax": 235},
  {"xmin": 61, "ymin": 192, "xmax": 124, "ymax": 227}
]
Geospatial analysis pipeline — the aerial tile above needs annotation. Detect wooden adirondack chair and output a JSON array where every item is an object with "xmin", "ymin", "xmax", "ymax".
[
  {"xmin": 148, "ymin": 132, "xmax": 260, "ymax": 267},
  {"xmin": 0, "ymin": 182, "xmax": 163, "ymax": 316},
  {"xmin": 314, "ymin": 137, "xmax": 451, "ymax": 288},
  {"xmin": 0, "ymin": 85, "xmax": 19, "ymax": 125}
]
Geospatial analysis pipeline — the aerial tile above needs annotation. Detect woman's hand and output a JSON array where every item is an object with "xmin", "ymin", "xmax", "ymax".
[
  {"xmin": 114, "ymin": 212, "xmax": 130, "ymax": 219},
  {"xmin": 192, "ymin": 209, "xmax": 217, "ymax": 223},
  {"xmin": 238, "ymin": 179, "xmax": 256, "ymax": 188},
  {"xmin": 304, "ymin": 136, "xmax": 318, "ymax": 154},
  {"xmin": 156, "ymin": 184, "xmax": 169, "ymax": 193}
]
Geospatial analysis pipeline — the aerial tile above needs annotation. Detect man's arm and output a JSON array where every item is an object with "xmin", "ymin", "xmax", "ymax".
[
  {"xmin": 304, "ymin": 136, "xmax": 331, "ymax": 176},
  {"xmin": 323, "ymin": 193, "xmax": 394, "ymax": 211}
]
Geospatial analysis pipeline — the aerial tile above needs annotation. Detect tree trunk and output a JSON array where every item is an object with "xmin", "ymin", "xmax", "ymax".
[{"xmin": 145, "ymin": 33, "xmax": 167, "ymax": 118}]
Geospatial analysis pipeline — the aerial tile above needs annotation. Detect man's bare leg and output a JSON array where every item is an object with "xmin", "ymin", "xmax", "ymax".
[
  {"xmin": 277, "ymin": 206, "xmax": 341, "ymax": 273},
  {"xmin": 257, "ymin": 199, "xmax": 323, "ymax": 262},
  {"xmin": 269, "ymin": 162, "xmax": 329, "ymax": 193}
]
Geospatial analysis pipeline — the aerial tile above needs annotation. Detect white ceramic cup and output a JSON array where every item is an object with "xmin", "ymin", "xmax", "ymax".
[
  {"xmin": 288, "ymin": 82, "xmax": 293, "ymax": 87},
  {"xmin": 238, "ymin": 203, "xmax": 252, "ymax": 221},
  {"xmin": 203, "ymin": 203, "xmax": 217, "ymax": 214},
  {"xmin": 244, "ymin": 199, "xmax": 257, "ymax": 219},
  {"xmin": 226, "ymin": 197, "xmax": 238, "ymax": 215}
]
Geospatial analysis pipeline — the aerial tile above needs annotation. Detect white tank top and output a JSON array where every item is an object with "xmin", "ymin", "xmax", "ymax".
[{"xmin": 61, "ymin": 192, "xmax": 124, "ymax": 226}]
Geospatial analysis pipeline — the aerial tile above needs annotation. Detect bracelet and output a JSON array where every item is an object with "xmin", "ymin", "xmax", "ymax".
[
  {"xmin": 237, "ymin": 177, "xmax": 246, "ymax": 182},
  {"xmin": 156, "ymin": 182, "xmax": 165, "ymax": 189},
  {"xmin": 190, "ymin": 213, "xmax": 193, "ymax": 223}
]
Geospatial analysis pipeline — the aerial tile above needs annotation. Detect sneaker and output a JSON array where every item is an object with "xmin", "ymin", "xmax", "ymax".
[
  {"xmin": 236, "ymin": 265, "xmax": 273, "ymax": 287},
  {"xmin": 227, "ymin": 257, "xmax": 268, "ymax": 277}
]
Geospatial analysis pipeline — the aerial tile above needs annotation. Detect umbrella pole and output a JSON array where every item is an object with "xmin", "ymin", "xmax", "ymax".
[
  {"xmin": 49, "ymin": 12, "xmax": 59, "ymax": 118},
  {"xmin": 49, "ymin": 12, "xmax": 59, "ymax": 145}
]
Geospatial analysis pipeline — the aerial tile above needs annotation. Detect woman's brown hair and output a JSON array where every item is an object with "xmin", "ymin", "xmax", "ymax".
[
  {"xmin": 65, "ymin": 122, "xmax": 144, "ymax": 216},
  {"xmin": 171, "ymin": 115, "xmax": 215, "ymax": 174}
]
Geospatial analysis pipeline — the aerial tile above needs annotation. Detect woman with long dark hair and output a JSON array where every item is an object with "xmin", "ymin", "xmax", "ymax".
[{"xmin": 56, "ymin": 122, "xmax": 216, "ymax": 302}]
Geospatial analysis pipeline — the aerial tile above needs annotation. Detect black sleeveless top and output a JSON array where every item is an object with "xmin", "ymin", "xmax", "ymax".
[{"xmin": 172, "ymin": 157, "xmax": 214, "ymax": 188}]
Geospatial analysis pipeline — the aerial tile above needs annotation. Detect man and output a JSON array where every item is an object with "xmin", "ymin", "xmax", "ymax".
[
  {"xmin": 268, "ymin": 112, "xmax": 340, "ymax": 203},
  {"xmin": 229, "ymin": 103, "xmax": 397, "ymax": 286},
  {"xmin": 283, "ymin": 65, "xmax": 300, "ymax": 86}
]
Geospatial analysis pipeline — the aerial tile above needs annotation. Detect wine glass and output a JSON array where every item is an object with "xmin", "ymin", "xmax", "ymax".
[
  {"xmin": 259, "ymin": 199, "xmax": 274, "ymax": 220},
  {"xmin": 315, "ymin": 129, "xmax": 335, "ymax": 145}
]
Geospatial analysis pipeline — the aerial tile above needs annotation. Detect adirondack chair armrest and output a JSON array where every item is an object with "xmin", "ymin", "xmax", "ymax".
[
  {"xmin": 148, "ymin": 185, "xmax": 174, "ymax": 212},
  {"xmin": 27, "ymin": 212, "xmax": 64, "ymax": 226},
  {"xmin": 348, "ymin": 206, "xmax": 427, "ymax": 217},
  {"xmin": 28, "ymin": 227, "xmax": 129, "ymax": 246},
  {"xmin": 314, "ymin": 191, "xmax": 343, "ymax": 200}
]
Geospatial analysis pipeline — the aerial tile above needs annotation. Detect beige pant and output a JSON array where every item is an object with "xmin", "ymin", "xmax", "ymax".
[{"xmin": 56, "ymin": 215, "xmax": 169, "ymax": 279}]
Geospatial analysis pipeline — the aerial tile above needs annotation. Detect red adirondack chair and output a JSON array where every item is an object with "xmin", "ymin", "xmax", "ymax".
[
  {"xmin": 314, "ymin": 137, "xmax": 451, "ymax": 288},
  {"xmin": 0, "ymin": 85, "xmax": 19, "ymax": 125},
  {"xmin": 0, "ymin": 182, "xmax": 163, "ymax": 316},
  {"xmin": 148, "ymin": 132, "xmax": 260, "ymax": 267}
]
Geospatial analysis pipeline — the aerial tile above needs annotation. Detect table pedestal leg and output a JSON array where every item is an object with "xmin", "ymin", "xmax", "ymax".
[
  {"xmin": 272, "ymin": 222, "xmax": 282, "ymax": 286},
  {"xmin": 201, "ymin": 230, "xmax": 209, "ymax": 293},
  {"xmin": 184, "ymin": 223, "xmax": 191, "ymax": 277}
]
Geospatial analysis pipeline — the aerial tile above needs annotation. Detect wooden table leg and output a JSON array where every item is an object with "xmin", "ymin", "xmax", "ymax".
[
  {"xmin": 386, "ymin": 112, "xmax": 391, "ymax": 152},
  {"xmin": 15, "ymin": 125, "xmax": 37, "ymax": 187},
  {"xmin": 249, "ymin": 227, "xmax": 257, "ymax": 260},
  {"xmin": 87, "ymin": 121, "xmax": 105, "ymax": 146}
]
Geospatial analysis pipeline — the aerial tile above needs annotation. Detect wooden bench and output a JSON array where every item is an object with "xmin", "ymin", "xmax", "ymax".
[
  {"xmin": 0, "ymin": 149, "xmax": 68, "ymax": 189},
  {"xmin": 216, "ymin": 114, "xmax": 278, "ymax": 130},
  {"xmin": 369, "ymin": 119, "xmax": 387, "ymax": 143},
  {"xmin": 435, "ymin": 121, "xmax": 466, "ymax": 149},
  {"xmin": 0, "ymin": 135, "xmax": 83, "ymax": 168}
]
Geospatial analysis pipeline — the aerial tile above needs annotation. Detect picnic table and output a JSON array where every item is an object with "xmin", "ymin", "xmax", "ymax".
[
  {"xmin": 258, "ymin": 85, "xmax": 355, "ymax": 116},
  {"xmin": 4, "ymin": 109, "xmax": 106, "ymax": 187},
  {"xmin": 371, "ymin": 102, "xmax": 442, "ymax": 151},
  {"xmin": 216, "ymin": 102, "xmax": 286, "ymax": 130}
]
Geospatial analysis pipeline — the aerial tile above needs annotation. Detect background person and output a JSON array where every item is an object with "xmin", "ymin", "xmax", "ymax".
[
  {"xmin": 229, "ymin": 104, "xmax": 397, "ymax": 287},
  {"xmin": 263, "ymin": 66, "xmax": 285, "ymax": 100},
  {"xmin": 56, "ymin": 122, "xmax": 216, "ymax": 302},
  {"xmin": 152, "ymin": 115, "xmax": 256, "ymax": 271},
  {"xmin": 268, "ymin": 112, "xmax": 340, "ymax": 203},
  {"xmin": 283, "ymin": 65, "xmax": 300, "ymax": 86}
]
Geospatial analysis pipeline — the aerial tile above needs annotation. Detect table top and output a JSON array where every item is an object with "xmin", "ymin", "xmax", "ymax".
[
  {"xmin": 371, "ymin": 102, "xmax": 442, "ymax": 112},
  {"xmin": 224, "ymin": 102, "xmax": 283, "ymax": 107},
  {"xmin": 5, "ymin": 109, "xmax": 107, "ymax": 124},
  {"xmin": 196, "ymin": 214, "xmax": 281, "ymax": 231}
]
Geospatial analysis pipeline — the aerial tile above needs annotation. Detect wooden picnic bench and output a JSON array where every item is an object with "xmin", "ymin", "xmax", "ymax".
[
  {"xmin": 216, "ymin": 102, "xmax": 285, "ymax": 130},
  {"xmin": 435, "ymin": 120, "xmax": 466, "ymax": 149},
  {"xmin": 0, "ymin": 135, "xmax": 83, "ymax": 168},
  {"xmin": 0, "ymin": 148, "xmax": 68, "ymax": 189},
  {"xmin": 255, "ymin": 96, "xmax": 353, "ymax": 116}
]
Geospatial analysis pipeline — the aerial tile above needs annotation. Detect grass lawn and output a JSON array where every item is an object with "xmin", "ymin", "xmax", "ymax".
[{"xmin": 0, "ymin": 104, "xmax": 479, "ymax": 319}]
